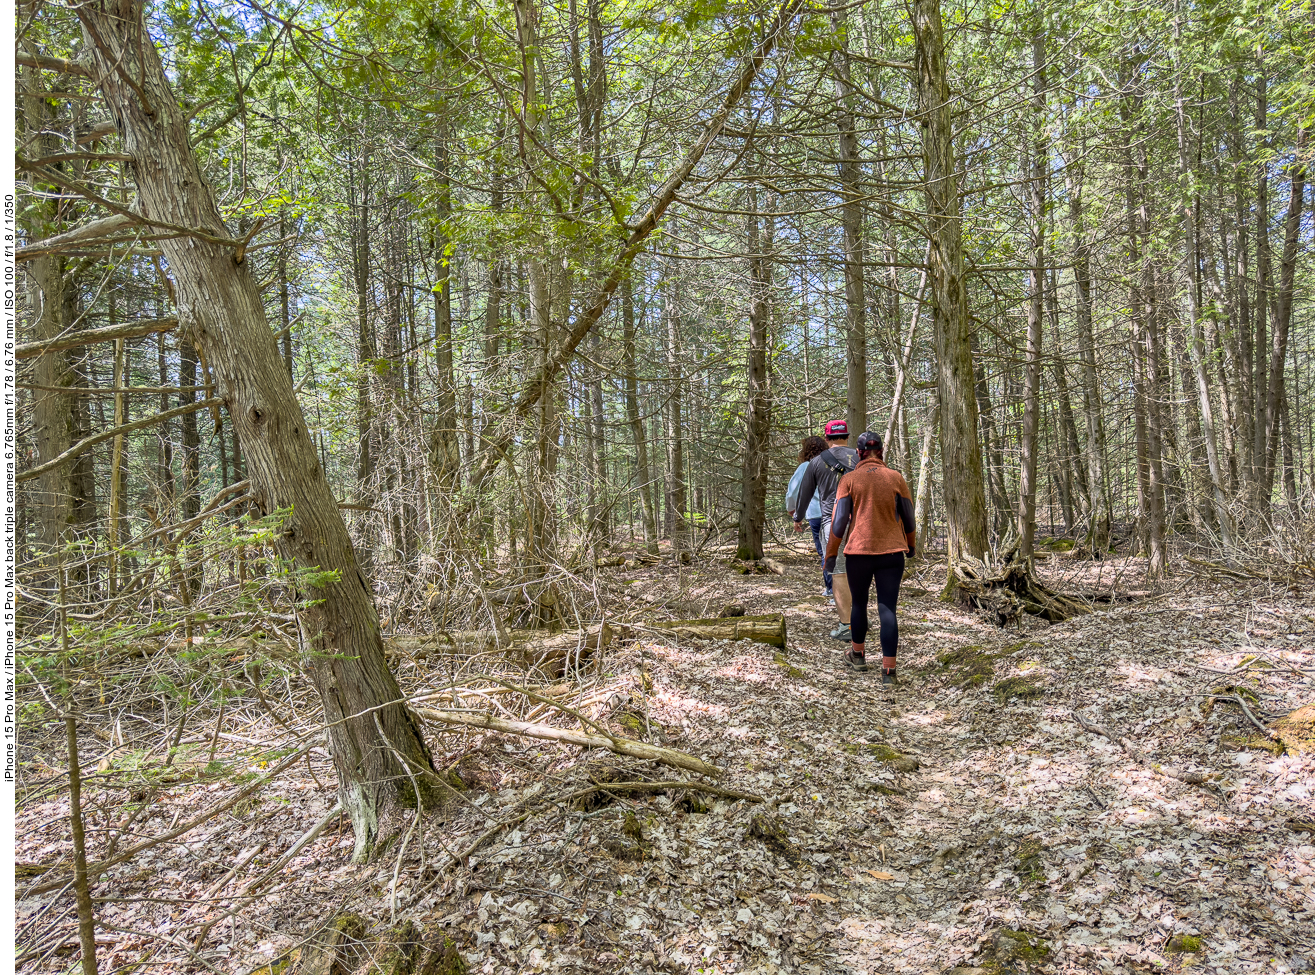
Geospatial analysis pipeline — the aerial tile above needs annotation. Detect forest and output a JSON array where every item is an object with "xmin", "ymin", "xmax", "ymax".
[{"xmin": 10, "ymin": 0, "xmax": 1315, "ymax": 969}]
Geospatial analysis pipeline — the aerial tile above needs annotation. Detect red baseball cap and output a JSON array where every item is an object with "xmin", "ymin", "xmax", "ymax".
[{"xmin": 824, "ymin": 419, "xmax": 848, "ymax": 437}]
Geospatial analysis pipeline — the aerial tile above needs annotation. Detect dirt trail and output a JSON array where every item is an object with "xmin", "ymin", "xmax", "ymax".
[{"xmin": 16, "ymin": 545, "xmax": 1315, "ymax": 974}]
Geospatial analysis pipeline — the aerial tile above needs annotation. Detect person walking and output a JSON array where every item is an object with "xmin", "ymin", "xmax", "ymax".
[
  {"xmin": 786, "ymin": 435, "xmax": 829, "ymax": 592},
  {"xmin": 824, "ymin": 432, "xmax": 915, "ymax": 684},
  {"xmin": 792, "ymin": 420, "xmax": 858, "ymax": 640}
]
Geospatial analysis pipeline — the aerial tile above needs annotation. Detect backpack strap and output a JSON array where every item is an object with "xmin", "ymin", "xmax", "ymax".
[{"xmin": 821, "ymin": 448, "xmax": 855, "ymax": 477}]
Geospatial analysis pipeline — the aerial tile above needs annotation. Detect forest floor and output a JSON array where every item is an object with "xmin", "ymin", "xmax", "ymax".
[{"xmin": 15, "ymin": 540, "xmax": 1315, "ymax": 975}]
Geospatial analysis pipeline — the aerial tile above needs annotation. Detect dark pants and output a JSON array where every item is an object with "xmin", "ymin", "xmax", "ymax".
[
  {"xmin": 845, "ymin": 552, "xmax": 905, "ymax": 656},
  {"xmin": 807, "ymin": 517, "xmax": 828, "ymax": 588}
]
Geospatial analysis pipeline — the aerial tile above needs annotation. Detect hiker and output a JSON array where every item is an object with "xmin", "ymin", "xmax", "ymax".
[
  {"xmin": 792, "ymin": 420, "xmax": 859, "ymax": 640},
  {"xmin": 786, "ymin": 435, "xmax": 829, "ymax": 590},
  {"xmin": 825, "ymin": 432, "xmax": 915, "ymax": 683}
]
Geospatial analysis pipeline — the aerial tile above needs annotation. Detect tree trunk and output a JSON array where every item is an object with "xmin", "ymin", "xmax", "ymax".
[
  {"xmin": 915, "ymin": 403, "xmax": 940, "ymax": 558},
  {"xmin": 737, "ymin": 178, "xmax": 773, "ymax": 561},
  {"xmin": 832, "ymin": 8, "xmax": 867, "ymax": 439},
  {"xmin": 1016, "ymin": 31, "xmax": 1045, "ymax": 557},
  {"xmin": 663, "ymin": 254, "xmax": 689, "ymax": 554},
  {"xmin": 1173, "ymin": 39, "xmax": 1233, "ymax": 546},
  {"xmin": 912, "ymin": 0, "xmax": 989, "ymax": 569},
  {"xmin": 1063, "ymin": 151, "xmax": 1110, "ymax": 554},
  {"xmin": 622, "ymin": 275, "xmax": 659, "ymax": 553},
  {"xmin": 80, "ymin": 0, "xmax": 437, "ymax": 861},
  {"xmin": 430, "ymin": 118, "xmax": 460, "ymax": 491},
  {"xmin": 1262, "ymin": 126, "xmax": 1308, "ymax": 506},
  {"xmin": 22, "ymin": 68, "xmax": 76, "ymax": 586}
]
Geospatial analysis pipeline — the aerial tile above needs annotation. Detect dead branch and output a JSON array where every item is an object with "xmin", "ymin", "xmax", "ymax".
[
  {"xmin": 412, "ymin": 707, "xmax": 722, "ymax": 778},
  {"xmin": 1072, "ymin": 710, "xmax": 1211, "ymax": 786},
  {"xmin": 17, "ymin": 397, "xmax": 223, "ymax": 483},
  {"xmin": 16, "ymin": 317, "xmax": 178, "ymax": 358}
]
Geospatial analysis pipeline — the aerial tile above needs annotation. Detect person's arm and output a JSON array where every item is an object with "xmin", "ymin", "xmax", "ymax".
[
  {"xmin": 794, "ymin": 462, "xmax": 817, "ymax": 524},
  {"xmin": 896, "ymin": 485, "xmax": 916, "ymax": 557},
  {"xmin": 785, "ymin": 463, "xmax": 804, "ymax": 514},
  {"xmin": 825, "ymin": 491, "xmax": 852, "ymax": 572}
]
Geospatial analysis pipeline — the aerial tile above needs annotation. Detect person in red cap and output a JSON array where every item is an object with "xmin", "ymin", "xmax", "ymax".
[
  {"xmin": 824, "ymin": 431, "xmax": 915, "ymax": 683},
  {"xmin": 792, "ymin": 420, "xmax": 858, "ymax": 640}
]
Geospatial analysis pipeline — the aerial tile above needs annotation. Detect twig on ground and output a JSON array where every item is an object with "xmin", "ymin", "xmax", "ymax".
[{"xmin": 1072, "ymin": 710, "xmax": 1212, "ymax": 786}]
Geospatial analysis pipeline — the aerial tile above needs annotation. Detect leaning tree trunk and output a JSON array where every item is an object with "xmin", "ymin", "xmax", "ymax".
[
  {"xmin": 79, "ymin": 0, "xmax": 437, "ymax": 861},
  {"xmin": 912, "ymin": 0, "xmax": 990, "ymax": 573}
]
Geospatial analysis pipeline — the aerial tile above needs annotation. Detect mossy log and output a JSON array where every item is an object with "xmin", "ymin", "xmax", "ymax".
[
  {"xmin": 951, "ymin": 553, "xmax": 1090, "ymax": 624},
  {"xmin": 648, "ymin": 613, "xmax": 787, "ymax": 649}
]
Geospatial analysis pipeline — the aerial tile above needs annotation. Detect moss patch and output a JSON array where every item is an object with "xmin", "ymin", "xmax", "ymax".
[
  {"xmin": 992, "ymin": 928, "xmax": 1049, "ymax": 967},
  {"xmin": 1271, "ymin": 703, "xmax": 1315, "ymax": 756},
  {"xmin": 993, "ymin": 676, "xmax": 1044, "ymax": 703},
  {"xmin": 747, "ymin": 810, "xmax": 798, "ymax": 862},
  {"xmin": 1166, "ymin": 934, "xmax": 1202, "ymax": 954},
  {"xmin": 1014, "ymin": 839, "xmax": 1044, "ymax": 883},
  {"xmin": 1222, "ymin": 732, "xmax": 1285, "ymax": 756},
  {"xmin": 861, "ymin": 742, "xmax": 920, "ymax": 772},
  {"xmin": 774, "ymin": 652, "xmax": 807, "ymax": 679},
  {"xmin": 936, "ymin": 645, "xmax": 999, "ymax": 687}
]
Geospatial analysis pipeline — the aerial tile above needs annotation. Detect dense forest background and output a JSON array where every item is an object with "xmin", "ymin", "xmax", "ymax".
[{"xmin": 11, "ymin": 0, "xmax": 1315, "ymax": 959}]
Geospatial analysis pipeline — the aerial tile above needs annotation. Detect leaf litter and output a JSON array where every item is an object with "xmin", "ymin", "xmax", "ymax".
[{"xmin": 15, "ymin": 545, "xmax": 1315, "ymax": 974}]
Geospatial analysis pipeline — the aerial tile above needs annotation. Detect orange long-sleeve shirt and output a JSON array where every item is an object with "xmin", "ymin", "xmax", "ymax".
[{"xmin": 832, "ymin": 457, "xmax": 914, "ymax": 556}]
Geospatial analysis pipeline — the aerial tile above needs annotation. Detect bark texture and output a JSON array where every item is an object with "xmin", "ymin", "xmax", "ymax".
[{"xmin": 79, "ymin": 0, "xmax": 436, "ymax": 861}]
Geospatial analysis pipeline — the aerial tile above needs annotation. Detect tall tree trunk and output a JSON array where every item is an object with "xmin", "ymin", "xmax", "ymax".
[
  {"xmin": 1016, "ymin": 31, "xmax": 1046, "ymax": 556},
  {"xmin": 1262, "ymin": 127, "xmax": 1308, "ymax": 506},
  {"xmin": 1122, "ymin": 71, "xmax": 1167, "ymax": 576},
  {"xmin": 832, "ymin": 7, "xmax": 867, "ymax": 439},
  {"xmin": 737, "ymin": 179, "xmax": 773, "ymax": 561},
  {"xmin": 623, "ymin": 275, "xmax": 659, "ymax": 553},
  {"xmin": 1252, "ymin": 74, "xmax": 1271, "ymax": 509},
  {"xmin": 351, "ymin": 158, "xmax": 374, "ymax": 523},
  {"xmin": 1174, "ymin": 37, "xmax": 1234, "ymax": 546},
  {"xmin": 81, "ymin": 0, "xmax": 438, "ymax": 861},
  {"xmin": 915, "ymin": 404, "xmax": 940, "ymax": 557},
  {"xmin": 22, "ymin": 68, "xmax": 76, "ymax": 585},
  {"xmin": 431, "ymin": 118, "xmax": 460, "ymax": 491},
  {"xmin": 663, "ymin": 272, "xmax": 689, "ymax": 554},
  {"xmin": 1063, "ymin": 150, "xmax": 1110, "ymax": 553},
  {"xmin": 912, "ymin": 0, "xmax": 989, "ymax": 569}
]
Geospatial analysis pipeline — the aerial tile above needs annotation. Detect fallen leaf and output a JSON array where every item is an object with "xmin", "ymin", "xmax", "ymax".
[
  {"xmin": 868, "ymin": 870, "xmax": 895, "ymax": 880},
  {"xmin": 805, "ymin": 892, "xmax": 837, "ymax": 902}
]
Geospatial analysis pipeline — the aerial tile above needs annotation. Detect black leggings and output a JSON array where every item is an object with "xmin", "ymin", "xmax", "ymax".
[{"xmin": 845, "ymin": 552, "xmax": 905, "ymax": 657}]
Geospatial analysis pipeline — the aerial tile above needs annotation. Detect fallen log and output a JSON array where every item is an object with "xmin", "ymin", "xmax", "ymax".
[
  {"xmin": 413, "ymin": 707, "xmax": 723, "ymax": 778},
  {"xmin": 388, "ymin": 624, "xmax": 613, "ymax": 679},
  {"xmin": 648, "ymin": 613, "xmax": 786, "ymax": 649}
]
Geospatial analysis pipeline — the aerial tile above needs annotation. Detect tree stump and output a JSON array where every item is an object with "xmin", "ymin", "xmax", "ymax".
[{"xmin": 951, "ymin": 552, "xmax": 1089, "ymax": 624}]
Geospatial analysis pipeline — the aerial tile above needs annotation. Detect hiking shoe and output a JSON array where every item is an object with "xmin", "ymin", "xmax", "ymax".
[
  {"xmin": 830, "ymin": 624, "xmax": 851, "ymax": 641},
  {"xmin": 844, "ymin": 650, "xmax": 869, "ymax": 672},
  {"xmin": 882, "ymin": 669, "xmax": 899, "ymax": 687}
]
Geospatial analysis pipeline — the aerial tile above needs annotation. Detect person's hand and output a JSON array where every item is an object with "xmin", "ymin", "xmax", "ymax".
[
  {"xmin": 794, "ymin": 520, "xmax": 806, "ymax": 532},
  {"xmin": 907, "ymin": 545, "xmax": 916, "ymax": 558},
  {"xmin": 824, "ymin": 555, "xmax": 836, "ymax": 573}
]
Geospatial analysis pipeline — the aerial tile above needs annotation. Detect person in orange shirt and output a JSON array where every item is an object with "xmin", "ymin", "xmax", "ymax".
[{"xmin": 823, "ymin": 432, "xmax": 915, "ymax": 682}]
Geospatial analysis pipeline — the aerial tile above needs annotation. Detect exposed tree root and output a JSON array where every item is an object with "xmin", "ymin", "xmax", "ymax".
[{"xmin": 951, "ymin": 550, "xmax": 1091, "ymax": 624}]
